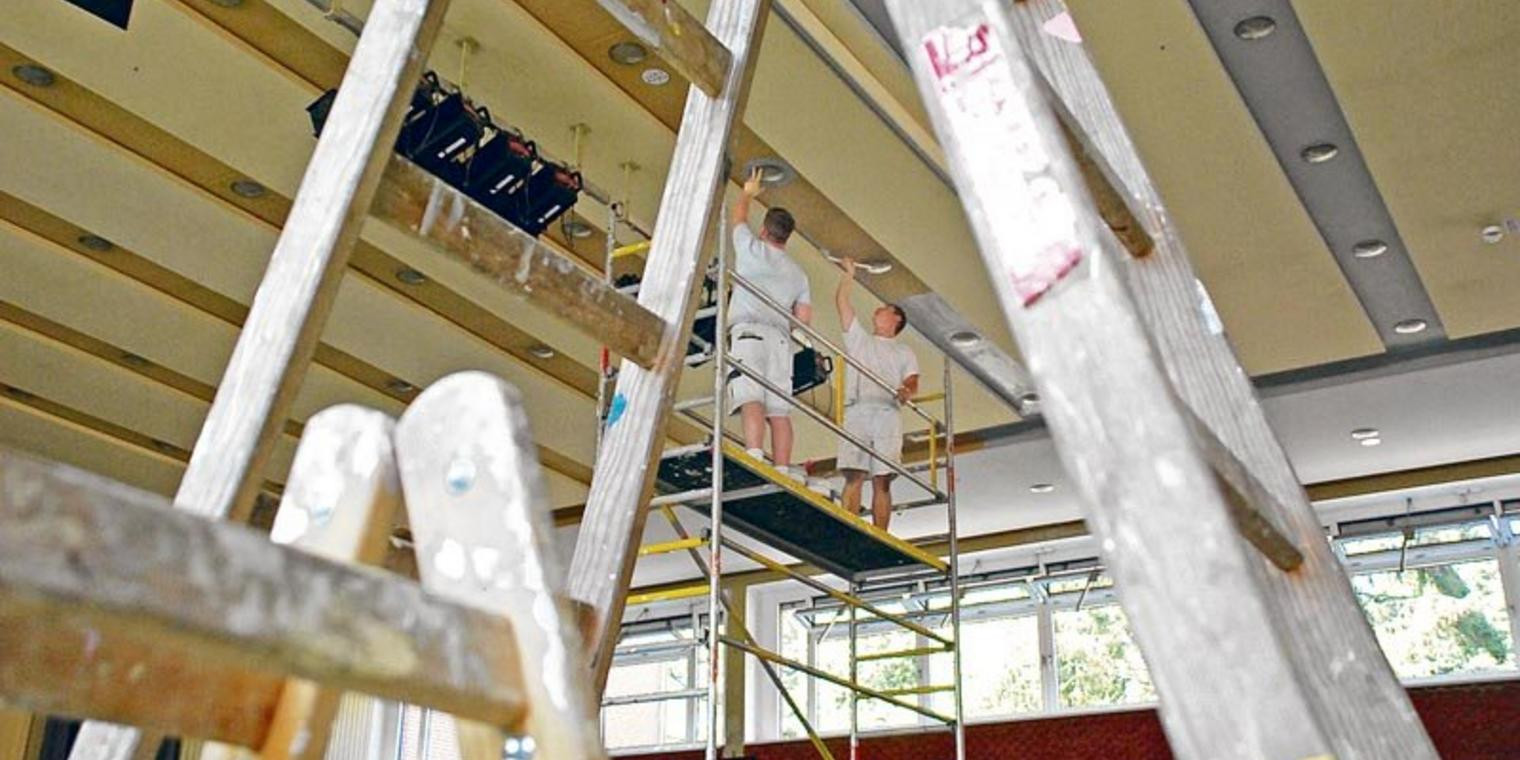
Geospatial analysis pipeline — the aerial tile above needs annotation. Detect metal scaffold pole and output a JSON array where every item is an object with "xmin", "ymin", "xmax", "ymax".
[
  {"xmin": 704, "ymin": 204, "xmax": 729, "ymax": 760},
  {"xmin": 944, "ymin": 363, "xmax": 966, "ymax": 760}
]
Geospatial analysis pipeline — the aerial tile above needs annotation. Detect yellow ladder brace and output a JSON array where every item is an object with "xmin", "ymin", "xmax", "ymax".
[
  {"xmin": 638, "ymin": 537, "xmax": 705, "ymax": 557},
  {"xmin": 856, "ymin": 645, "xmax": 952, "ymax": 662}
]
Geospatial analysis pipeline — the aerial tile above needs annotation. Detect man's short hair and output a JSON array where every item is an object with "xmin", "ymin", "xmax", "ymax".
[
  {"xmin": 762, "ymin": 207, "xmax": 795, "ymax": 244},
  {"xmin": 888, "ymin": 304, "xmax": 907, "ymax": 336}
]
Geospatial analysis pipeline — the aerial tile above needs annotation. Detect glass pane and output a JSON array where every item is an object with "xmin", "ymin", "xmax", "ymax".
[
  {"xmin": 601, "ymin": 655, "xmax": 696, "ymax": 749},
  {"xmin": 815, "ymin": 628, "xmax": 920, "ymax": 732},
  {"xmin": 1053, "ymin": 604, "xmax": 1154, "ymax": 709},
  {"xmin": 929, "ymin": 615, "xmax": 1040, "ymax": 719},
  {"xmin": 1352, "ymin": 558, "xmax": 1515, "ymax": 678}
]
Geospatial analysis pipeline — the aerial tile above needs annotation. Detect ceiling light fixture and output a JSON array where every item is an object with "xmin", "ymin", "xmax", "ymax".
[
  {"xmin": 1393, "ymin": 318, "xmax": 1428, "ymax": 335},
  {"xmin": 77, "ymin": 234, "xmax": 115, "ymax": 252},
  {"xmin": 1360, "ymin": 437, "xmax": 1383, "ymax": 448},
  {"xmin": 1481, "ymin": 225, "xmax": 1505, "ymax": 244},
  {"xmin": 1233, "ymin": 16, "xmax": 1277, "ymax": 40},
  {"xmin": 563, "ymin": 219, "xmax": 595, "ymax": 239},
  {"xmin": 640, "ymin": 68, "xmax": 671, "ymax": 86},
  {"xmin": 1017, "ymin": 391, "xmax": 1040, "ymax": 408},
  {"xmin": 821, "ymin": 251, "xmax": 891, "ymax": 275},
  {"xmin": 12, "ymin": 64, "xmax": 55, "ymax": 87},
  {"xmin": 1029, "ymin": 483, "xmax": 1056, "ymax": 494},
  {"xmin": 386, "ymin": 379, "xmax": 416, "ymax": 395},
  {"xmin": 395, "ymin": 267, "xmax": 427, "ymax": 286},
  {"xmin": 1349, "ymin": 428, "xmax": 1379, "ymax": 441},
  {"xmin": 207, "ymin": 0, "xmax": 244, "ymax": 7},
  {"xmin": 949, "ymin": 330, "xmax": 981, "ymax": 348},
  {"xmin": 1300, "ymin": 143, "xmax": 1339, "ymax": 164},
  {"xmin": 742, "ymin": 157, "xmax": 795, "ymax": 189},
  {"xmin": 1350, "ymin": 240, "xmax": 1388, "ymax": 259},
  {"xmin": 230, "ymin": 179, "xmax": 267, "ymax": 198},
  {"xmin": 119, "ymin": 352, "xmax": 150, "ymax": 368},
  {"xmin": 528, "ymin": 344, "xmax": 557, "ymax": 360},
  {"xmin": 608, "ymin": 41, "xmax": 649, "ymax": 66}
]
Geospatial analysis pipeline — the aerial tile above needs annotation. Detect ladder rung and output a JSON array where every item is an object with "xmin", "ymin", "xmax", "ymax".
[
  {"xmin": 877, "ymin": 684, "xmax": 955, "ymax": 697},
  {"xmin": 627, "ymin": 582, "xmax": 708, "ymax": 607},
  {"xmin": 638, "ymin": 537, "xmax": 705, "ymax": 556},
  {"xmin": 612, "ymin": 240, "xmax": 651, "ymax": 259},
  {"xmin": 371, "ymin": 156, "xmax": 666, "ymax": 370},
  {"xmin": 856, "ymin": 645, "xmax": 952, "ymax": 662}
]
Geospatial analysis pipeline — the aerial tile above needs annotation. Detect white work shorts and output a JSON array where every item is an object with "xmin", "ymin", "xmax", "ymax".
[
  {"xmin": 837, "ymin": 404, "xmax": 902, "ymax": 477},
  {"xmin": 727, "ymin": 323, "xmax": 793, "ymax": 417}
]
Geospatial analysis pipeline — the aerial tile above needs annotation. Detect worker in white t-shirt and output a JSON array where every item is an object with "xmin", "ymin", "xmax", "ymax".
[
  {"xmin": 834, "ymin": 257, "xmax": 918, "ymax": 530},
  {"xmin": 729, "ymin": 168, "xmax": 813, "ymax": 477}
]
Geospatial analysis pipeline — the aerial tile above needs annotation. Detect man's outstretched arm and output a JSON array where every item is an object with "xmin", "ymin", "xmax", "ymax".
[
  {"xmin": 733, "ymin": 166, "xmax": 763, "ymax": 230},
  {"xmin": 834, "ymin": 256, "xmax": 857, "ymax": 327}
]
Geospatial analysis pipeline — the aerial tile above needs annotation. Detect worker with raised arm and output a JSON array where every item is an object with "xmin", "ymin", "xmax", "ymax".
[
  {"xmin": 834, "ymin": 257, "xmax": 918, "ymax": 530},
  {"xmin": 728, "ymin": 167, "xmax": 813, "ymax": 480}
]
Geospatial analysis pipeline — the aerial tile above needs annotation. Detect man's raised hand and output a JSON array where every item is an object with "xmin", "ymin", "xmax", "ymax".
[{"xmin": 743, "ymin": 166, "xmax": 764, "ymax": 198}]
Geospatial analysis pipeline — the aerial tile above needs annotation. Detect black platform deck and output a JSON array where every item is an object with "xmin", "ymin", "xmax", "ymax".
[{"xmin": 656, "ymin": 442, "xmax": 946, "ymax": 580}]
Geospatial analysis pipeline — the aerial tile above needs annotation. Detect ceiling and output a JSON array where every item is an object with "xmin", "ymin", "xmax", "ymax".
[{"xmin": 1, "ymin": 0, "xmax": 1517, "ymax": 587}]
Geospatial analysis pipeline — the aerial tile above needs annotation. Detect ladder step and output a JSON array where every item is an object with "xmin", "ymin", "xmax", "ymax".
[
  {"xmin": 856, "ymin": 645, "xmax": 953, "ymax": 662},
  {"xmin": 638, "ymin": 537, "xmax": 705, "ymax": 556},
  {"xmin": 626, "ymin": 582, "xmax": 708, "ymax": 607},
  {"xmin": 371, "ymin": 156, "xmax": 666, "ymax": 369}
]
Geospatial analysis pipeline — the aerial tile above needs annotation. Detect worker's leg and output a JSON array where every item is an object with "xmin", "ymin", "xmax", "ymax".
[
  {"xmin": 841, "ymin": 470, "xmax": 867, "ymax": 514},
  {"xmin": 740, "ymin": 402, "xmax": 766, "ymax": 451},
  {"xmin": 768, "ymin": 415, "xmax": 794, "ymax": 466},
  {"xmin": 871, "ymin": 475, "xmax": 894, "ymax": 530}
]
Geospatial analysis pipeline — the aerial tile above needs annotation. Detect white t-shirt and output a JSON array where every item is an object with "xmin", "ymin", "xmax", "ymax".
[
  {"xmin": 843, "ymin": 318, "xmax": 919, "ymax": 407},
  {"xmin": 729, "ymin": 224, "xmax": 811, "ymax": 330}
]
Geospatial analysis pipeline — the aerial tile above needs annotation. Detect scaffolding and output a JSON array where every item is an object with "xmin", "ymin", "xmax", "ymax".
[{"xmin": 609, "ymin": 208, "xmax": 968, "ymax": 759}]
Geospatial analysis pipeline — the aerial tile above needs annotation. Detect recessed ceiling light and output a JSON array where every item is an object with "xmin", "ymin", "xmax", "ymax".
[
  {"xmin": 395, "ymin": 267, "xmax": 427, "ymax": 286},
  {"xmin": 1301, "ymin": 143, "xmax": 1339, "ymax": 164},
  {"xmin": 11, "ymin": 64, "xmax": 55, "ymax": 87},
  {"xmin": 821, "ymin": 251, "xmax": 890, "ymax": 275},
  {"xmin": 386, "ymin": 379, "xmax": 416, "ymax": 395},
  {"xmin": 742, "ymin": 157, "xmax": 795, "ymax": 189},
  {"xmin": 1349, "ymin": 428, "xmax": 1379, "ymax": 441},
  {"xmin": 150, "ymin": 439, "xmax": 180, "ymax": 455},
  {"xmin": 527, "ymin": 344, "xmax": 556, "ymax": 360},
  {"xmin": 119, "ymin": 352, "xmax": 150, "ymax": 368},
  {"xmin": 207, "ymin": 0, "xmax": 243, "ymax": 7},
  {"xmin": 1233, "ymin": 16, "xmax": 1277, "ymax": 40},
  {"xmin": 1393, "ymin": 318, "xmax": 1428, "ymax": 335},
  {"xmin": 1029, "ymin": 483, "xmax": 1056, "ymax": 494},
  {"xmin": 1351, "ymin": 240, "xmax": 1388, "ymax": 259},
  {"xmin": 1481, "ymin": 225, "xmax": 1505, "ymax": 244},
  {"xmin": 1359, "ymin": 437, "xmax": 1383, "ymax": 448},
  {"xmin": 608, "ymin": 41, "xmax": 648, "ymax": 66},
  {"xmin": 949, "ymin": 330, "xmax": 981, "ymax": 347},
  {"xmin": 230, "ymin": 179, "xmax": 267, "ymax": 198},
  {"xmin": 640, "ymin": 68, "xmax": 671, "ymax": 86},
  {"xmin": 1017, "ymin": 391, "xmax": 1040, "ymax": 407},
  {"xmin": 563, "ymin": 219, "xmax": 595, "ymax": 239},
  {"xmin": 77, "ymin": 234, "xmax": 115, "ymax": 252}
]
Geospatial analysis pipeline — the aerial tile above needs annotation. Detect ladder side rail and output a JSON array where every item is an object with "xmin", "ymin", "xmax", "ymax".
[
  {"xmin": 882, "ymin": 3, "xmax": 1337, "ymax": 757},
  {"xmin": 395, "ymin": 372, "xmax": 606, "ymax": 760},
  {"xmin": 1004, "ymin": 1, "xmax": 1435, "ymax": 755},
  {"xmin": 200, "ymin": 406, "xmax": 403, "ymax": 760},
  {"xmin": 567, "ymin": 0, "xmax": 774, "ymax": 692}
]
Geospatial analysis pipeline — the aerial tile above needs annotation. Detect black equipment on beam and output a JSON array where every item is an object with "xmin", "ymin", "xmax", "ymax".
[{"xmin": 62, "ymin": 0, "xmax": 133, "ymax": 29}]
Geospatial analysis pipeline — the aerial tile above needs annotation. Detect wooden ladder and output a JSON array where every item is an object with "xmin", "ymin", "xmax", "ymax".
[
  {"xmin": 42, "ymin": 0, "xmax": 768, "ymax": 755},
  {"xmin": 878, "ymin": 2, "xmax": 1438, "ymax": 759}
]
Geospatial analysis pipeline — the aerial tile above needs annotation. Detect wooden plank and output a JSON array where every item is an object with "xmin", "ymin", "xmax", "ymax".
[
  {"xmin": 372, "ymin": 157, "xmax": 664, "ymax": 368},
  {"xmin": 592, "ymin": 0, "xmax": 733, "ymax": 97},
  {"xmin": 202, "ymin": 405, "xmax": 402, "ymax": 760},
  {"xmin": 395, "ymin": 372, "xmax": 604, "ymax": 759},
  {"xmin": 1000, "ymin": 1, "xmax": 1437, "ymax": 756},
  {"xmin": 882, "ymin": 4, "xmax": 1339, "ymax": 758},
  {"xmin": 566, "ymin": 0, "xmax": 774, "ymax": 692},
  {"xmin": 0, "ymin": 447, "xmax": 527, "ymax": 729}
]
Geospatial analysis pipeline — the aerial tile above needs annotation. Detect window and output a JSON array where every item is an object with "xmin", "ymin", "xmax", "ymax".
[
  {"xmin": 1351, "ymin": 559, "xmax": 1514, "ymax": 679},
  {"xmin": 600, "ymin": 621, "xmax": 707, "ymax": 750},
  {"xmin": 929, "ymin": 614, "xmax": 1041, "ymax": 718},
  {"xmin": 1053, "ymin": 603, "xmax": 1154, "ymax": 709}
]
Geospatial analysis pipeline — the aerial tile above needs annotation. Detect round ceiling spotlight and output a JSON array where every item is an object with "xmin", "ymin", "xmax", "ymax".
[
  {"xmin": 1481, "ymin": 225, "xmax": 1505, "ymax": 244},
  {"xmin": 1300, "ymin": 143, "xmax": 1339, "ymax": 164},
  {"xmin": 1029, "ymin": 483, "xmax": 1056, "ymax": 494},
  {"xmin": 1360, "ymin": 437, "xmax": 1383, "ymax": 447},
  {"xmin": 206, "ymin": 0, "xmax": 244, "ymax": 7},
  {"xmin": 741, "ymin": 156, "xmax": 796, "ymax": 189},
  {"xmin": 821, "ymin": 251, "xmax": 890, "ymax": 275},
  {"xmin": 527, "ymin": 344, "xmax": 557, "ymax": 360},
  {"xmin": 386, "ymin": 379, "xmax": 416, "ymax": 395},
  {"xmin": 640, "ymin": 68, "xmax": 671, "ymax": 86},
  {"xmin": 394, "ymin": 267, "xmax": 428, "ymax": 286},
  {"xmin": 948, "ymin": 330, "xmax": 982, "ymax": 348},
  {"xmin": 77, "ymin": 234, "xmax": 115, "ymax": 252},
  {"xmin": 1233, "ymin": 16, "xmax": 1277, "ymax": 40},
  {"xmin": 1016, "ymin": 390, "xmax": 1040, "ymax": 408},
  {"xmin": 1393, "ymin": 318, "xmax": 1428, "ymax": 335},
  {"xmin": 608, "ymin": 41, "xmax": 649, "ymax": 66},
  {"xmin": 230, "ymin": 179, "xmax": 267, "ymax": 198},
  {"xmin": 1351, "ymin": 239, "xmax": 1388, "ymax": 259},
  {"xmin": 1349, "ymin": 427, "xmax": 1380, "ymax": 441},
  {"xmin": 563, "ymin": 219, "xmax": 596, "ymax": 239},
  {"xmin": 12, "ymin": 64, "xmax": 55, "ymax": 87},
  {"xmin": 119, "ymin": 352, "xmax": 150, "ymax": 368}
]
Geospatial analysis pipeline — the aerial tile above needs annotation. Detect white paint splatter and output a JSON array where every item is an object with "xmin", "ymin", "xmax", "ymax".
[
  {"xmin": 270, "ymin": 506, "xmax": 310, "ymax": 545},
  {"xmin": 434, "ymin": 538, "xmax": 467, "ymax": 579},
  {"xmin": 471, "ymin": 546, "xmax": 501, "ymax": 582}
]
